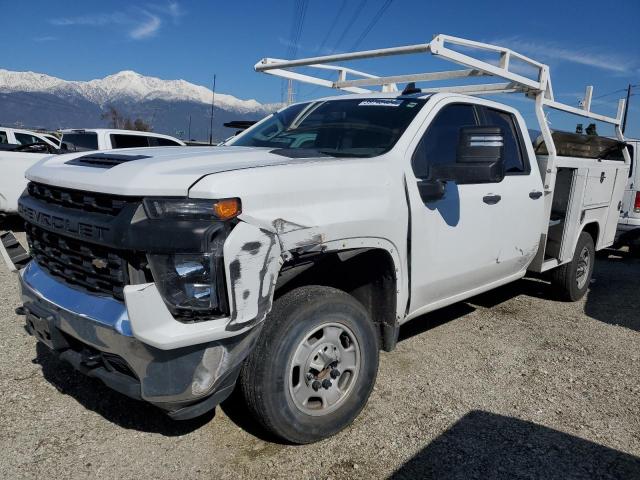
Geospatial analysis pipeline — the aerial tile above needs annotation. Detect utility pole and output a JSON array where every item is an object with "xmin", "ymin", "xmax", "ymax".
[
  {"xmin": 287, "ymin": 79, "xmax": 294, "ymax": 105},
  {"xmin": 209, "ymin": 75, "xmax": 217, "ymax": 145},
  {"xmin": 622, "ymin": 83, "xmax": 632, "ymax": 134},
  {"xmin": 188, "ymin": 114, "xmax": 192, "ymax": 141}
]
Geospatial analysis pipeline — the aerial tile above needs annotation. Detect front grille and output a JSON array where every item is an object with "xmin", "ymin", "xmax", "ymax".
[
  {"xmin": 26, "ymin": 224, "xmax": 128, "ymax": 300},
  {"xmin": 27, "ymin": 182, "xmax": 136, "ymax": 216}
]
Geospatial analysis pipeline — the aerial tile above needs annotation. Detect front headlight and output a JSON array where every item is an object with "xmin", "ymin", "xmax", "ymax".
[
  {"xmin": 143, "ymin": 197, "xmax": 241, "ymax": 221},
  {"xmin": 147, "ymin": 253, "xmax": 220, "ymax": 316}
]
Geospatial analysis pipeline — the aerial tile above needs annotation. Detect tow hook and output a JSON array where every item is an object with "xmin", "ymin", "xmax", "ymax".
[{"xmin": 80, "ymin": 349, "xmax": 102, "ymax": 368}]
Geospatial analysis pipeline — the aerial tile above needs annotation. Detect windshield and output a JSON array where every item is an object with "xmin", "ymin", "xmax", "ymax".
[
  {"xmin": 62, "ymin": 132, "xmax": 98, "ymax": 151},
  {"xmin": 231, "ymin": 98, "xmax": 426, "ymax": 158}
]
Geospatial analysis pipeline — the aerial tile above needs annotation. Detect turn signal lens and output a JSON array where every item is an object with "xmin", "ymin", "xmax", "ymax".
[
  {"xmin": 634, "ymin": 191, "xmax": 640, "ymax": 213},
  {"xmin": 214, "ymin": 198, "xmax": 242, "ymax": 220}
]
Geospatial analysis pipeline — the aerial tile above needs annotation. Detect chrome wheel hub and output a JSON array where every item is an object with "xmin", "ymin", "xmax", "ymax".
[
  {"xmin": 288, "ymin": 322, "xmax": 361, "ymax": 416},
  {"xmin": 576, "ymin": 246, "xmax": 591, "ymax": 290}
]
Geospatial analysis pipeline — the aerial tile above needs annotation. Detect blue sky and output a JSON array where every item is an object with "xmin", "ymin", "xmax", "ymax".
[{"xmin": 1, "ymin": 0, "xmax": 639, "ymax": 136}]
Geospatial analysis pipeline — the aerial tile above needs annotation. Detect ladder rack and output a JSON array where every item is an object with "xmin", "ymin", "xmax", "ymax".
[{"xmin": 255, "ymin": 34, "xmax": 628, "ymax": 160}]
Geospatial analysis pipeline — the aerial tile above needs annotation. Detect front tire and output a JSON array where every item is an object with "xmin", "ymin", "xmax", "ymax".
[
  {"xmin": 239, "ymin": 286, "xmax": 379, "ymax": 444},
  {"xmin": 550, "ymin": 231, "xmax": 595, "ymax": 301}
]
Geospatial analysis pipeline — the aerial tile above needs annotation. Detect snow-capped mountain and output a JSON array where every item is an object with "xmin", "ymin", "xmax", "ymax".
[
  {"xmin": 0, "ymin": 69, "xmax": 276, "ymax": 114},
  {"xmin": 0, "ymin": 69, "xmax": 280, "ymax": 141}
]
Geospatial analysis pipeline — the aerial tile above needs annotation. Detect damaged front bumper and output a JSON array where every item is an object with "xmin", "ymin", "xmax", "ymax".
[{"xmin": 19, "ymin": 261, "xmax": 262, "ymax": 419}]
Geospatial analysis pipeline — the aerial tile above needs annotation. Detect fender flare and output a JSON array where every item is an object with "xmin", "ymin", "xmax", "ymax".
[{"xmin": 223, "ymin": 220, "xmax": 407, "ymax": 329}]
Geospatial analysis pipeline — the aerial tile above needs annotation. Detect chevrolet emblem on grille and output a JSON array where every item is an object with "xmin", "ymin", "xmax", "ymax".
[{"xmin": 92, "ymin": 258, "xmax": 108, "ymax": 269}]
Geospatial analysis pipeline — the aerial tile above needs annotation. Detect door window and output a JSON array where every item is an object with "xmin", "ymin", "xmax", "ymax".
[
  {"xmin": 481, "ymin": 107, "xmax": 529, "ymax": 174},
  {"xmin": 149, "ymin": 136, "xmax": 182, "ymax": 146},
  {"xmin": 110, "ymin": 134, "xmax": 151, "ymax": 149},
  {"xmin": 61, "ymin": 132, "xmax": 99, "ymax": 151},
  {"xmin": 412, "ymin": 103, "xmax": 478, "ymax": 180},
  {"xmin": 0, "ymin": 131, "xmax": 7, "ymax": 143},
  {"xmin": 15, "ymin": 132, "xmax": 42, "ymax": 145}
]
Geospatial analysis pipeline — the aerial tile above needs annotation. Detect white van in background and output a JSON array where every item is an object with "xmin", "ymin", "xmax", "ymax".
[
  {"xmin": 617, "ymin": 139, "xmax": 639, "ymax": 254},
  {"xmin": 61, "ymin": 129, "xmax": 185, "ymax": 151}
]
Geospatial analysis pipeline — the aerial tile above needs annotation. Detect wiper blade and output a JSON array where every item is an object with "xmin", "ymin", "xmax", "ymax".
[{"xmin": 318, "ymin": 150, "xmax": 369, "ymax": 158}]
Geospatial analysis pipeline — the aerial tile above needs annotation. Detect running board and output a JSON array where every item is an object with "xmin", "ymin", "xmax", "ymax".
[{"xmin": 0, "ymin": 231, "xmax": 31, "ymax": 272}]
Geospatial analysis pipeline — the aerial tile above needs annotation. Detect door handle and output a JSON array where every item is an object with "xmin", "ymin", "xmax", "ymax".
[
  {"xmin": 483, "ymin": 194, "xmax": 501, "ymax": 205},
  {"xmin": 529, "ymin": 190, "xmax": 543, "ymax": 199}
]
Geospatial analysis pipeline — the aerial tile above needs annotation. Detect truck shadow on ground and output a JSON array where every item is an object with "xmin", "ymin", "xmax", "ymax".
[
  {"xmin": 34, "ymin": 342, "xmax": 214, "ymax": 436},
  {"xmin": 397, "ymin": 277, "xmax": 552, "ymax": 343},
  {"xmin": 390, "ymin": 410, "xmax": 640, "ymax": 479},
  {"xmin": 584, "ymin": 251, "xmax": 640, "ymax": 332}
]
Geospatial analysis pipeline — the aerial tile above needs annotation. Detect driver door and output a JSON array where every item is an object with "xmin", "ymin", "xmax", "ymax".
[{"xmin": 407, "ymin": 102, "xmax": 510, "ymax": 315}]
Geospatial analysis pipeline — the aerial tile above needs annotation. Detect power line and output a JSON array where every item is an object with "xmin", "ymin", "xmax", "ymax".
[
  {"xmin": 330, "ymin": 0, "xmax": 368, "ymax": 53},
  {"xmin": 317, "ymin": 0, "xmax": 347, "ymax": 54},
  {"xmin": 350, "ymin": 0, "xmax": 393, "ymax": 50},
  {"xmin": 592, "ymin": 87, "xmax": 628, "ymax": 100},
  {"xmin": 282, "ymin": 0, "xmax": 309, "ymax": 103}
]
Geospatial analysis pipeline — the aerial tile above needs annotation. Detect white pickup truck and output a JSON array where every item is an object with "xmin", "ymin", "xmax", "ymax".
[
  {"xmin": 60, "ymin": 128, "xmax": 185, "ymax": 151},
  {"xmin": 3, "ymin": 36, "xmax": 631, "ymax": 444},
  {"xmin": 0, "ymin": 127, "xmax": 59, "ymax": 149}
]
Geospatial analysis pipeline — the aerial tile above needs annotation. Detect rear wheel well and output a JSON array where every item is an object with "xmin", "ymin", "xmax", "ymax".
[
  {"xmin": 275, "ymin": 248, "xmax": 398, "ymax": 351},
  {"xmin": 582, "ymin": 222, "xmax": 600, "ymax": 247}
]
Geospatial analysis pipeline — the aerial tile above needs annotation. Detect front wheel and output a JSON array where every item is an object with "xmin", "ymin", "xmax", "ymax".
[
  {"xmin": 550, "ymin": 231, "xmax": 595, "ymax": 301},
  {"xmin": 239, "ymin": 286, "xmax": 379, "ymax": 444}
]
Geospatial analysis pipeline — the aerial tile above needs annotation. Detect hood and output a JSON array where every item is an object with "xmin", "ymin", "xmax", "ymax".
[{"xmin": 25, "ymin": 146, "xmax": 317, "ymax": 196}]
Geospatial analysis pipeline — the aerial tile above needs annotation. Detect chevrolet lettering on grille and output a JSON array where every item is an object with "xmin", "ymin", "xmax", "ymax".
[{"xmin": 18, "ymin": 203, "xmax": 110, "ymax": 241}]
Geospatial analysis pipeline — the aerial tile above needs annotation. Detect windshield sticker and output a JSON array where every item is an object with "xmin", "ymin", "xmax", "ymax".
[
  {"xmin": 406, "ymin": 102, "xmax": 418, "ymax": 108},
  {"xmin": 358, "ymin": 99, "xmax": 403, "ymax": 107}
]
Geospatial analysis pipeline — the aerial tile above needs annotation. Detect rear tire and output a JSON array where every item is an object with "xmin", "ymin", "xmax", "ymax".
[
  {"xmin": 550, "ymin": 231, "xmax": 595, "ymax": 301},
  {"xmin": 239, "ymin": 286, "xmax": 379, "ymax": 444}
]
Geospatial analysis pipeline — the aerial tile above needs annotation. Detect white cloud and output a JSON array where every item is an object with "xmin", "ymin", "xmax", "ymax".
[
  {"xmin": 33, "ymin": 36, "xmax": 57, "ymax": 42},
  {"xmin": 490, "ymin": 37, "xmax": 635, "ymax": 74},
  {"xmin": 129, "ymin": 13, "xmax": 162, "ymax": 39},
  {"xmin": 50, "ymin": 13, "xmax": 128, "ymax": 27},
  {"xmin": 50, "ymin": 3, "xmax": 181, "ymax": 40}
]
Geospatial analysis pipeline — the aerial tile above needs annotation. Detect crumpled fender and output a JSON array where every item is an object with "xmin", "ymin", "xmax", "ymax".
[{"xmin": 223, "ymin": 221, "xmax": 283, "ymax": 330}]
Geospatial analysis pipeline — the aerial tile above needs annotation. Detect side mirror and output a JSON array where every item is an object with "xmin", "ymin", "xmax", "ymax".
[
  {"xmin": 417, "ymin": 178, "xmax": 446, "ymax": 202},
  {"xmin": 430, "ymin": 126, "xmax": 505, "ymax": 185}
]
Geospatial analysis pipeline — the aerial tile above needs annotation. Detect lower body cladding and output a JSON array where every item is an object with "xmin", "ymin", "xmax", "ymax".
[{"xmin": 19, "ymin": 261, "xmax": 263, "ymax": 420}]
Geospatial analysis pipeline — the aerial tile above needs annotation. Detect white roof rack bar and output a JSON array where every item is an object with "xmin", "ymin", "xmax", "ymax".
[
  {"xmin": 420, "ymin": 82, "xmax": 523, "ymax": 95},
  {"xmin": 255, "ymin": 33, "xmax": 630, "ymax": 242},
  {"xmin": 255, "ymin": 44, "xmax": 431, "ymax": 72},
  {"xmin": 335, "ymin": 68, "xmax": 486, "ymax": 89},
  {"xmin": 544, "ymin": 99, "xmax": 622, "ymax": 125}
]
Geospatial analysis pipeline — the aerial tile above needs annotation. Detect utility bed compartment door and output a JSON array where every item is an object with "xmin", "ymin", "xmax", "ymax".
[
  {"xmin": 602, "ymin": 167, "xmax": 628, "ymax": 246},
  {"xmin": 583, "ymin": 166, "xmax": 616, "ymax": 207}
]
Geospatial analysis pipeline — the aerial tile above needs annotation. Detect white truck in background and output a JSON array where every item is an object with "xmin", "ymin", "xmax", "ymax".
[
  {"xmin": 616, "ymin": 139, "xmax": 640, "ymax": 254},
  {"xmin": 0, "ymin": 126, "xmax": 59, "ymax": 148},
  {"xmin": 0, "ymin": 129, "xmax": 185, "ymax": 217},
  {"xmin": 60, "ymin": 129, "xmax": 185, "ymax": 151},
  {"xmin": 1, "ymin": 35, "xmax": 630, "ymax": 444}
]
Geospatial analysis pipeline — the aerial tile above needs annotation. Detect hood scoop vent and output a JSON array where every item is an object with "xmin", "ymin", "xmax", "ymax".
[{"xmin": 66, "ymin": 153, "xmax": 151, "ymax": 169}]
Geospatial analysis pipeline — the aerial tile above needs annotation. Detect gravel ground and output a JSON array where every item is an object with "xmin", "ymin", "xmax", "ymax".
[{"xmin": 1, "ymin": 222, "xmax": 639, "ymax": 479}]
